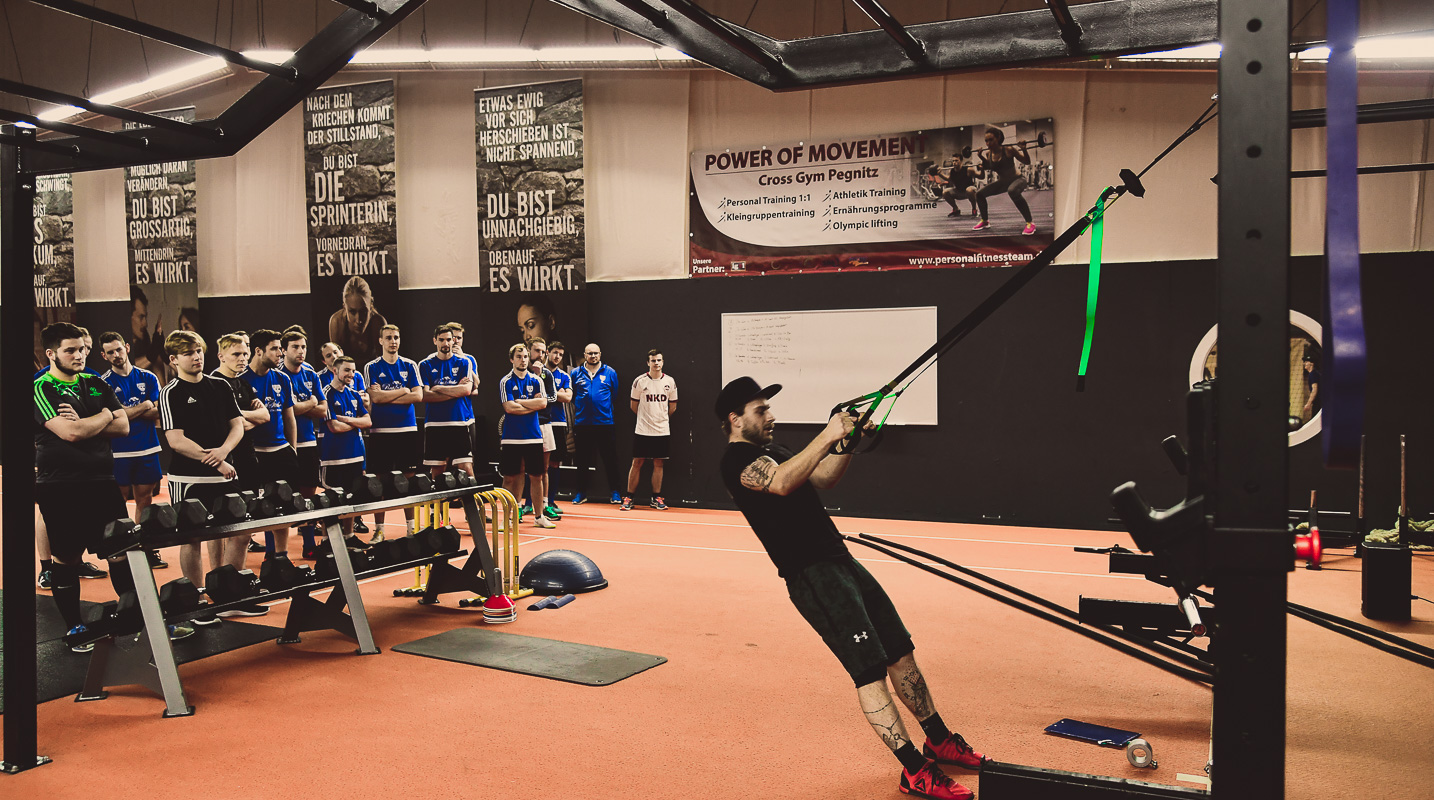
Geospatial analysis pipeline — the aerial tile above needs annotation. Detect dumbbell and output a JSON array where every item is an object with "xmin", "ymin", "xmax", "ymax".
[
  {"xmin": 82, "ymin": 591, "xmax": 142, "ymax": 638},
  {"xmin": 367, "ymin": 539, "xmax": 402, "ymax": 568},
  {"xmin": 317, "ymin": 487, "xmax": 345, "ymax": 508},
  {"xmin": 311, "ymin": 491, "xmax": 332, "ymax": 510},
  {"xmin": 419, "ymin": 525, "xmax": 462, "ymax": 555},
  {"xmin": 99, "ymin": 501, "xmax": 179, "ymax": 557},
  {"xmin": 262, "ymin": 480, "xmax": 295, "ymax": 511},
  {"xmin": 211, "ymin": 493, "xmax": 249, "ymax": 524},
  {"xmin": 448, "ymin": 468, "xmax": 477, "ymax": 489},
  {"xmin": 407, "ymin": 473, "xmax": 434, "ymax": 495},
  {"xmin": 431, "ymin": 472, "xmax": 459, "ymax": 491},
  {"xmin": 159, "ymin": 577, "xmax": 201, "ymax": 616},
  {"xmin": 380, "ymin": 470, "xmax": 410, "ymax": 499},
  {"xmin": 259, "ymin": 553, "xmax": 316, "ymax": 592},
  {"xmin": 314, "ymin": 549, "xmax": 375, "ymax": 581},
  {"xmin": 350, "ymin": 473, "xmax": 384, "ymax": 503},
  {"xmin": 205, "ymin": 564, "xmax": 262, "ymax": 604},
  {"xmin": 175, "ymin": 498, "xmax": 210, "ymax": 530}
]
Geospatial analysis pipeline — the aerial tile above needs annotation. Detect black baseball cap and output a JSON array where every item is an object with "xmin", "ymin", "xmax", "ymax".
[{"xmin": 714, "ymin": 376, "xmax": 782, "ymax": 420}]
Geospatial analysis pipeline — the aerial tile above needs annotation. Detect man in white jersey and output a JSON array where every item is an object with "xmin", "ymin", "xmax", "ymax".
[{"xmin": 623, "ymin": 349, "xmax": 678, "ymax": 511}]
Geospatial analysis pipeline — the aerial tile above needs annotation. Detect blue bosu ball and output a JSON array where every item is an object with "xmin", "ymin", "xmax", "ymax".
[{"xmin": 519, "ymin": 549, "xmax": 609, "ymax": 594}]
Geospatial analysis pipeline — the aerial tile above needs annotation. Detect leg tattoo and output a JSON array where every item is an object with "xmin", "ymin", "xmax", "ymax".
[
  {"xmin": 858, "ymin": 681, "xmax": 912, "ymax": 752},
  {"xmin": 890, "ymin": 658, "xmax": 936, "ymax": 720}
]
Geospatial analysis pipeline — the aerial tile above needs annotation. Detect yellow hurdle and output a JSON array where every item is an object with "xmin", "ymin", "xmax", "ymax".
[{"xmin": 475, "ymin": 488, "xmax": 531, "ymax": 600}]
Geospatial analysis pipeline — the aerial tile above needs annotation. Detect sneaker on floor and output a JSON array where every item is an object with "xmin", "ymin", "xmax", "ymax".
[
  {"xmin": 572, "ymin": 493, "xmax": 588, "ymax": 505},
  {"xmin": 145, "ymin": 550, "xmax": 167, "ymax": 570},
  {"xmin": 620, "ymin": 496, "xmax": 634, "ymax": 511},
  {"xmin": 900, "ymin": 761, "xmax": 973, "ymax": 800},
  {"xmin": 519, "ymin": 503, "xmax": 534, "ymax": 516},
  {"xmin": 38, "ymin": 570, "xmax": 53, "ymax": 591},
  {"xmin": 535, "ymin": 514, "xmax": 557, "ymax": 529},
  {"xmin": 352, "ymin": 519, "xmax": 370, "ymax": 534},
  {"xmin": 923, "ymin": 733, "xmax": 987, "ymax": 770},
  {"xmin": 610, "ymin": 491, "xmax": 622, "ymax": 504},
  {"xmin": 217, "ymin": 602, "xmax": 270, "ymax": 618},
  {"xmin": 67, "ymin": 624, "xmax": 95, "ymax": 654},
  {"xmin": 247, "ymin": 538, "xmax": 266, "ymax": 553},
  {"xmin": 193, "ymin": 605, "xmax": 221, "ymax": 627},
  {"xmin": 168, "ymin": 624, "xmax": 196, "ymax": 642},
  {"xmin": 947, "ymin": 208, "xmax": 961, "ymax": 217},
  {"xmin": 651, "ymin": 496, "xmax": 668, "ymax": 510},
  {"xmin": 77, "ymin": 561, "xmax": 109, "ymax": 579},
  {"xmin": 971, "ymin": 220, "xmax": 990, "ymax": 231},
  {"xmin": 369, "ymin": 531, "xmax": 386, "ymax": 546},
  {"xmin": 543, "ymin": 505, "xmax": 562, "ymax": 520},
  {"xmin": 1022, "ymin": 222, "xmax": 1037, "ymax": 235}
]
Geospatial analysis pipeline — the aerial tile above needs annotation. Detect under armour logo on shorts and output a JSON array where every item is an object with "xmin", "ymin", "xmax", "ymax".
[{"xmin": 853, "ymin": 632, "xmax": 869, "ymax": 643}]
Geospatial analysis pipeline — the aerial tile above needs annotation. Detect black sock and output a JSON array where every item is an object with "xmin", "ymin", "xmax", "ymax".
[
  {"xmin": 41, "ymin": 558, "xmax": 54, "ymax": 573},
  {"xmin": 895, "ymin": 743, "xmax": 928, "ymax": 773},
  {"xmin": 50, "ymin": 564, "xmax": 83, "ymax": 629},
  {"xmin": 920, "ymin": 712, "xmax": 953, "ymax": 744},
  {"xmin": 108, "ymin": 557, "xmax": 136, "ymax": 597}
]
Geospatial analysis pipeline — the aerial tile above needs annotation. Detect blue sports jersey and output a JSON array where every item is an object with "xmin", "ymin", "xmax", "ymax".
[
  {"xmin": 570, "ymin": 363, "xmax": 619, "ymax": 425},
  {"xmin": 550, "ymin": 368, "xmax": 572, "ymax": 426},
  {"xmin": 419, "ymin": 354, "xmax": 474, "ymax": 426},
  {"xmin": 364, "ymin": 356, "xmax": 421, "ymax": 433},
  {"xmin": 320, "ymin": 383, "xmax": 366, "ymax": 466},
  {"xmin": 242, "ymin": 367, "xmax": 295, "ymax": 452},
  {"xmin": 318, "ymin": 367, "xmax": 365, "ymax": 392},
  {"xmin": 499, "ymin": 371, "xmax": 544, "ymax": 444},
  {"xmin": 284, "ymin": 362, "xmax": 325, "ymax": 446},
  {"xmin": 101, "ymin": 366, "xmax": 162, "ymax": 457}
]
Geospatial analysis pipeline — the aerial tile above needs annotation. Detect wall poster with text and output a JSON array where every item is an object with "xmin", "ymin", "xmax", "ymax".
[
  {"xmin": 689, "ymin": 119, "xmax": 1057, "ymax": 277},
  {"xmin": 304, "ymin": 79, "xmax": 397, "ymax": 368},
  {"xmin": 32, "ymin": 172, "xmax": 76, "ymax": 370}
]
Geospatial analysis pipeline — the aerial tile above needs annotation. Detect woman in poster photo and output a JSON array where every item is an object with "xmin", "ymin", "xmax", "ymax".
[
  {"xmin": 328, "ymin": 275, "xmax": 387, "ymax": 367},
  {"xmin": 971, "ymin": 128, "xmax": 1036, "ymax": 236},
  {"xmin": 516, "ymin": 292, "xmax": 559, "ymax": 347}
]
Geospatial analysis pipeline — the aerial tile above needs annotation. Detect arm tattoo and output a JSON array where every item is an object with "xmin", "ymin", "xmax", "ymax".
[
  {"xmin": 863, "ymin": 700, "xmax": 911, "ymax": 751},
  {"xmin": 895, "ymin": 666, "xmax": 935, "ymax": 719},
  {"xmin": 740, "ymin": 457, "xmax": 778, "ymax": 493}
]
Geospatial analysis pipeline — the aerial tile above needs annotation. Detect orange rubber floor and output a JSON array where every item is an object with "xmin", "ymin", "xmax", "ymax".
[{"xmin": 4, "ymin": 492, "xmax": 1432, "ymax": 800}]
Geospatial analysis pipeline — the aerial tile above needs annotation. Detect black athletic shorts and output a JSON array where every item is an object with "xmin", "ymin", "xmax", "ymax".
[
  {"xmin": 168, "ymin": 479, "xmax": 236, "ymax": 520},
  {"xmin": 368, "ymin": 431, "xmax": 421, "ymax": 474},
  {"xmin": 785, "ymin": 557, "xmax": 914, "ymax": 687},
  {"xmin": 632, "ymin": 433, "xmax": 670, "ymax": 460},
  {"xmin": 424, "ymin": 425, "xmax": 473, "ymax": 467},
  {"xmin": 322, "ymin": 463, "xmax": 364, "ymax": 494},
  {"xmin": 36, "ymin": 479, "xmax": 129, "ymax": 563},
  {"xmin": 294, "ymin": 444, "xmax": 321, "ymax": 489},
  {"xmin": 498, "ymin": 443, "xmax": 545, "ymax": 477},
  {"xmin": 254, "ymin": 446, "xmax": 300, "ymax": 489},
  {"xmin": 549, "ymin": 424, "xmax": 570, "ymax": 462}
]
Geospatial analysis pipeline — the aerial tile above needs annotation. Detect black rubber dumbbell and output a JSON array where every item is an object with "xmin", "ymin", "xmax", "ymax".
[
  {"xmin": 314, "ymin": 548, "xmax": 375, "ymax": 581},
  {"xmin": 175, "ymin": 498, "xmax": 210, "ymax": 530},
  {"xmin": 89, "ymin": 591, "xmax": 142, "ymax": 637},
  {"xmin": 407, "ymin": 473, "xmax": 434, "ymax": 495},
  {"xmin": 139, "ymin": 502, "xmax": 180, "ymax": 532},
  {"xmin": 447, "ymin": 468, "xmax": 476, "ymax": 489},
  {"xmin": 349, "ymin": 473, "xmax": 384, "ymax": 503},
  {"xmin": 259, "ymin": 553, "xmax": 315, "ymax": 592},
  {"xmin": 419, "ymin": 525, "xmax": 462, "ymax": 555},
  {"xmin": 316, "ymin": 487, "xmax": 345, "ymax": 508},
  {"xmin": 211, "ymin": 493, "xmax": 249, "ymax": 524},
  {"xmin": 380, "ymin": 470, "xmax": 409, "ymax": 499},
  {"xmin": 432, "ymin": 472, "xmax": 458, "ymax": 491},
  {"xmin": 262, "ymin": 480, "xmax": 297, "ymax": 513},
  {"xmin": 205, "ymin": 565, "xmax": 262, "ymax": 604},
  {"xmin": 99, "ymin": 518, "xmax": 141, "ymax": 558},
  {"xmin": 158, "ymin": 577, "xmax": 202, "ymax": 616},
  {"xmin": 311, "ymin": 491, "xmax": 332, "ymax": 510}
]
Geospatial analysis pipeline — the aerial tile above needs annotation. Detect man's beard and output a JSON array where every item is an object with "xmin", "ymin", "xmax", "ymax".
[
  {"xmin": 740, "ymin": 425, "xmax": 772, "ymax": 446},
  {"xmin": 50, "ymin": 357, "xmax": 80, "ymax": 377}
]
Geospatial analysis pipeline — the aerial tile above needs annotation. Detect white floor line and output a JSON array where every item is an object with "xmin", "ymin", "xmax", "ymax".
[
  {"xmin": 518, "ymin": 532, "xmax": 1142, "ymax": 581},
  {"xmin": 556, "ymin": 511, "xmax": 1120, "ymax": 550}
]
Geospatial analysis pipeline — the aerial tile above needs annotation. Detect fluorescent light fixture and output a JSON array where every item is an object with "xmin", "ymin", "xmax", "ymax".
[
  {"xmin": 1299, "ymin": 35, "xmax": 1434, "ymax": 61},
  {"xmin": 242, "ymin": 49, "xmax": 296, "ymax": 64},
  {"xmin": 1121, "ymin": 43, "xmax": 1223, "ymax": 60},
  {"xmin": 350, "ymin": 46, "xmax": 683, "ymax": 64},
  {"xmin": 37, "ymin": 56, "xmax": 229, "ymax": 121},
  {"xmin": 656, "ymin": 47, "xmax": 693, "ymax": 61},
  {"xmin": 535, "ymin": 47, "xmax": 660, "ymax": 62}
]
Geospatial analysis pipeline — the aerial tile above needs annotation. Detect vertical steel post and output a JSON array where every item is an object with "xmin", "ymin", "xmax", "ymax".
[{"xmin": 1212, "ymin": 1, "xmax": 1291, "ymax": 796}]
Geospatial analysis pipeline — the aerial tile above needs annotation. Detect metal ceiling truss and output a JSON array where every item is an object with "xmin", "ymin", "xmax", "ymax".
[
  {"xmin": 4, "ymin": 0, "xmax": 427, "ymax": 175},
  {"xmin": 546, "ymin": 0, "xmax": 1218, "ymax": 90}
]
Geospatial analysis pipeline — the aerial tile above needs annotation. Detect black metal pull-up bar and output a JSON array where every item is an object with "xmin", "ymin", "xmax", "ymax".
[
  {"xmin": 651, "ymin": 0, "xmax": 786, "ymax": 77},
  {"xmin": 852, "ymin": 1, "xmax": 927, "ymax": 63},
  {"xmin": 29, "ymin": 0, "xmax": 301, "ymax": 81},
  {"xmin": 0, "ymin": 107, "xmax": 149, "ymax": 149},
  {"xmin": 0, "ymin": 79, "xmax": 224, "ymax": 141}
]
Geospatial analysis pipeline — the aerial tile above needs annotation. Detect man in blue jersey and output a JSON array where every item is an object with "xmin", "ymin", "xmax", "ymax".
[
  {"xmin": 244, "ymin": 329, "xmax": 299, "ymax": 558},
  {"xmin": 281, "ymin": 329, "xmax": 329, "ymax": 554},
  {"xmin": 545, "ymin": 342, "xmax": 574, "ymax": 516},
  {"xmin": 420, "ymin": 323, "xmax": 476, "ymax": 479},
  {"xmin": 317, "ymin": 339, "xmax": 371, "ymax": 538},
  {"xmin": 98, "ymin": 331, "xmax": 170, "ymax": 569},
  {"xmin": 322, "ymin": 356, "xmax": 372, "ymax": 544},
  {"xmin": 499, "ymin": 344, "xmax": 556, "ymax": 529},
  {"xmin": 364, "ymin": 324, "xmax": 423, "ymax": 542},
  {"xmin": 523, "ymin": 339, "xmax": 563, "ymax": 522},
  {"xmin": 570, "ymin": 342, "xmax": 622, "ymax": 504},
  {"xmin": 448, "ymin": 322, "xmax": 484, "ymax": 467}
]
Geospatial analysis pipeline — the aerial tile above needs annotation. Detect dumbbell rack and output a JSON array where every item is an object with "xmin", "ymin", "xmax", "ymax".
[{"xmin": 78, "ymin": 483, "xmax": 494, "ymax": 718}]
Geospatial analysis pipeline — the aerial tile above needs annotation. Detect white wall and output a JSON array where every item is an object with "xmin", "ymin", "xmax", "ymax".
[{"xmin": 65, "ymin": 66, "xmax": 1433, "ymax": 301}]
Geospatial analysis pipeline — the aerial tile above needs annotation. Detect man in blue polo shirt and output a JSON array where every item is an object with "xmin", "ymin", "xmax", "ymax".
[
  {"xmin": 98, "ymin": 331, "xmax": 167, "ymax": 569},
  {"xmin": 569, "ymin": 342, "xmax": 622, "ymax": 504},
  {"xmin": 282, "ymin": 329, "xmax": 329, "ymax": 553},
  {"xmin": 499, "ymin": 344, "xmax": 555, "ymax": 529},
  {"xmin": 419, "ymin": 323, "xmax": 475, "ymax": 479},
  {"xmin": 244, "ymin": 329, "xmax": 299, "ymax": 558},
  {"xmin": 323, "ymin": 356, "xmax": 372, "ymax": 544},
  {"xmin": 364, "ymin": 324, "xmax": 423, "ymax": 542}
]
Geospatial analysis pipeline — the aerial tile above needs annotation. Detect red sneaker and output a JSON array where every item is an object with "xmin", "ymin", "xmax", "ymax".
[
  {"xmin": 923, "ymin": 732, "xmax": 987, "ymax": 770},
  {"xmin": 900, "ymin": 761, "xmax": 973, "ymax": 800}
]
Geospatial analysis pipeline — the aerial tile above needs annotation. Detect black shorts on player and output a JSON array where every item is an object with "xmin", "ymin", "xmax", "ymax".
[
  {"xmin": 36, "ymin": 480, "xmax": 129, "ymax": 563},
  {"xmin": 549, "ymin": 427, "xmax": 570, "ymax": 463},
  {"xmin": 294, "ymin": 445, "xmax": 321, "ymax": 490},
  {"xmin": 786, "ymin": 558, "xmax": 915, "ymax": 687},
  {"xmin": 168, "ymin": 479, "xmax": 232, "ymax": 516},
  {"xmin": 255, "ymin": 447, "xmax": 300, "ymax": 489},
  {"xmin": 498, "ymin": 443, "xmax": 545, "ymax": 477},
  {"xmin": 632, "ymin": 433, "xmax": 670, "ymax": 460},
  {"xmin": 322, "ymin": 463, "xmax": 364, "ymax": 494},
  {"xmin": 423, "ymin": 425, "xmax": 473, "ymax": 467},
  {"xmin": 368, "ymin": 431, "xmax": 422, "ymax": 474}
]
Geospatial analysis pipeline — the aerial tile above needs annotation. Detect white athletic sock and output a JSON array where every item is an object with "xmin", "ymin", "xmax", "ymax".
[{"xmin": 406, "ymin": 520, "xmax": 416, "ymax": 535}]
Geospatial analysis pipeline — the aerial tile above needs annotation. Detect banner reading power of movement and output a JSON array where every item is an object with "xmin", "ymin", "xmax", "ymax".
[
  {"xmin": 32, "ymin": 172, "xmax": 76, "ymax": 370},
  {"xmin": 690, "ymin": 119, "xmax": 1056, "ymax": 277},
  {"xmin": 125, "ymin": 107, "xmax": 199, "ymax": 382},
  {"xmin": 304, "ymin": 79, "xmax": 397, "ymax": 367},
  {"xmin": 475, "ymin": 78, "xmax": 587, "ymax": 360}
]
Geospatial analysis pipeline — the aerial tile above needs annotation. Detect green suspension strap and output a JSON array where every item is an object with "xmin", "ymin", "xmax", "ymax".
[{"xmin": 1076, "ymin": 186, "xmax": 1118, "ymax": 391}]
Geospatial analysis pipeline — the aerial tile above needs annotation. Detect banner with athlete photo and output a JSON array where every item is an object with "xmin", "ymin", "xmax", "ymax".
[
  {"xmin": 124, "ymin": 107, "xmax": 199, "ymax": 382},
  {"xmin": 475, "ymin": 77, "xmax": 588, "ymax": 365},
  {"xmin": 304, "ymin": 79, "xmax": 397, "ymax": 368},
  {"xmin": 32, "ymin": 172, "xmax": 76, "ymax": 370},
  {"xmin": 689, "ymin": 119, "xmax": 1056, "ymax": 277}
]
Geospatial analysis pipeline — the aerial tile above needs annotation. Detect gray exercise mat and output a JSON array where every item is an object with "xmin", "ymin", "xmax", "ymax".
[{"xmin": 393, "ymin": 628, "xmax": 666, "ymax": 686}]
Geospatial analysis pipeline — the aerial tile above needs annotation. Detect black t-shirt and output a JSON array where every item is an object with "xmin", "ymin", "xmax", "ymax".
[
  {"xmin": 1305, "ymin": 368, "xmax": 1322, "ymax": 412},
  {"xmin": 538, "ymin": 367, "xmax": 556, "ymax": 425},
  {"xmin": 211, "ymin": 368, "xmax": 260, "ymax": 460},
  {"xmin": 159, "ymin": 375, "xmax": 242, "ymax": 482},
  {"xmin": 34, "ymin": 372, "xmax": 123, "ymax": 483},
  {"xmin": 720, "ymin": 441, "xmax": 850, "ymax": 578}
]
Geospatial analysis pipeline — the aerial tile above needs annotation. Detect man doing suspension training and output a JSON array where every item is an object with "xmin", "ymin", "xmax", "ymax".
[{"xmin": 717, "ymin": 377, "xmax": 988, "ymax": 800}]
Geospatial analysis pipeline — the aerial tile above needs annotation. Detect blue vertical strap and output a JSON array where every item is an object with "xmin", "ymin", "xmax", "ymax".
[
  {"xmin": 1076, "ymin": 187, "xmax": 1114, "ymax": 392},
  {"xmin": 1323, "ymin": 0, "xmax": 1367, "ymax": 468}
]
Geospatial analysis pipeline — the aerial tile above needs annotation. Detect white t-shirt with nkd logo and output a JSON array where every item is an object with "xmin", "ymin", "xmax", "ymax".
[{"xmin": 631, "ymin": 373, "xmax": 677, "ymax": 437}]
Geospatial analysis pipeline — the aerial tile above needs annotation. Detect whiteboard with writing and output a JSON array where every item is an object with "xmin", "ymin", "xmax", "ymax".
[{"xmin": 720, "ymin": 307, "xmax": 938, "ymax": 425}]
